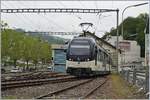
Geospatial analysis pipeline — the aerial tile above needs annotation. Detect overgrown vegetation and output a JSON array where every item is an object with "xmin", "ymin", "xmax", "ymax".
[
  {"xmin": 102, "ymin": 13, "xmax": 149, "ymax": 57},
  {"xmin": 111, "ymin": 73, "xmax": 146, "ymax": 99},
  {"xmin": 1, "ymin": 22, "xmax": 52, "ymax": 70}
]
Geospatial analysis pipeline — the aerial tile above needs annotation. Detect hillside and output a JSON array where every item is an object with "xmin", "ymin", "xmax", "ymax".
[
  {"xmin": 27, "ymin": 32, "xmax": 66, "ymax": 44},
  {"xmin": 15, "ymin": 29, "xmax": 66, "ymax": 44}
]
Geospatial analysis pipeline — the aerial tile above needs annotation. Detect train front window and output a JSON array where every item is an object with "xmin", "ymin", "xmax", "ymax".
[
  {"xmin": 70, "ymin": 45, "xmax": 90, "ymax": 55},
  {"xmin": 69, "ymin": 40, "xmax": 90, "ymax": 55}
]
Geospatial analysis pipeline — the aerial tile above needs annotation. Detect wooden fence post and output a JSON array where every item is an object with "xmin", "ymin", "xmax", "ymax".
[
  {"xmin": 145, "ymin": 66, "xmax": 149, "ymax": 92},
  {"xmin": 126, "ymin": 70, "xmax": 129, "ymax": 82},
  {"xmin": 123, "ymin": 70, "xmax": 126, "ymax": 79},
  {"xmin": 120, "ymin": 70, "xmax": 123, "ymax": 77},
  {"xmin": 133, "ymin": 68, "xmax": 136, "ymax": 85}
]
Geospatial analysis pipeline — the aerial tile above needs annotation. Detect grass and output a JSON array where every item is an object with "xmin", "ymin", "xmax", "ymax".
[
  {"xmin": 110, "ymin": 73, "xmax": 143, "ymax": 99},
  {"xmin": 2, "ymin": 95, "xmax": 17, "ymax": 99}
]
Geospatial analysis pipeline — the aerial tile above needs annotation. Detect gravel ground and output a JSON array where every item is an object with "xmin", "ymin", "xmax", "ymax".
[
  {"xmin": 2, "ymin": 78, "xmax": 89, "ymax": 99},
  {"xmin": 87, "ymin": 77, "xmax": 117, "ymax": 99},
  {"xmin": 47, "ymin": 77, "xmax": 106, "ymax": 99}
]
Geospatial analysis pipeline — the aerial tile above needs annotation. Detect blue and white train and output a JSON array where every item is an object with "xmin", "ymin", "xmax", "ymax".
[{"xmin": 66, "ymin": 37, "xmax": 112, "ymax": 76}]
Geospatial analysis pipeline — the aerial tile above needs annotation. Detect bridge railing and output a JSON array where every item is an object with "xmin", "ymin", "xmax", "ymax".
[{"xmin": 120, "ymin": 66, "xmax": 149, "ymax": 93}]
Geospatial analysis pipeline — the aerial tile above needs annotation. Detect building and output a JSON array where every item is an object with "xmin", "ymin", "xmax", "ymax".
[
  {"xmin": 106, "ymin": 36, "xmax": 141, "ymax": 65},
  {"xmin": 51, "ymin": 44, "xmax": 66, "ymax": 72}
]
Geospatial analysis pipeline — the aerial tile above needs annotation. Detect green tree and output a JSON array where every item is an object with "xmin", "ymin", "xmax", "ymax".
[
  {"xmin": 2, "ymin": 29, "xmax": 24, "ymax": 67},
  {"xmin": 31, "ymin": 38, "xmax": 41, "ymax": 68},
  {"xmin": 2, "ymin": 25, "xmax": 52, "ymax": 71},
  {"xmin": 1, "ymin": 29, "xmax": 11, "ymax": 65},
  {"xmin": 9, "ymin": 30, "xmax": 24, "ymax": 67},
  {"xmin": 38, "ymin": 41, "xmax": 51, "ymax": 67},
  {"xmin": 22, "ymin": 36, "xmax": 33, "ymax": 70}
]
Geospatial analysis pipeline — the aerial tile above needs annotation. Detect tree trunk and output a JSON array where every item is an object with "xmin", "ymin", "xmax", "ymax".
[
  {"xmin": 42, "ymin": 62, "xmax": 44, "ymax": 68},
  {"xmin": 3, "ymin": 60, "xmax": 6, "ymax": 67},
  {"xmin": 23, "ymin": 66, "xmax": 25, "ymax": 72},
  {"xmin": 34, "ymin": 63, "xmax": 37, "ymax": 70},
  {"xmin": 26, "ymin": 60, "xmax": 29, "ymax": 70},
  {"xmin": 14, "ymin": 59, "xmax": 17, "ymax": 68},
  {"xmin": 41, "ymin": 59, "xmax": 44, "ymax": 68}
]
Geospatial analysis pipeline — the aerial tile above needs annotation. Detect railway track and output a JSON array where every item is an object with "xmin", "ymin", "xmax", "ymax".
[
  {"xmin": 82, "ymin": 77, "xmax": 108, "ymax": 99},
  {"xmin": 2, "ymin": 71, "xmax": 65, "ymax": 82},
  {"xmin": 35, "ymin": 77, "xmax": 108, "ymax": 99},
  {"xmin": 2, "ymin": 76, "xmax": 77, "ymax": 90},
  {"xmin": 3, "ymin": 73, "xmax": 69, "ymax": 83}
]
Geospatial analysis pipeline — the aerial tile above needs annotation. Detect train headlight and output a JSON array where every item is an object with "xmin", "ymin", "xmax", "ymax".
[{"xmin": 87, "ymin": 59, "xmax": 89, "ymax": 61}]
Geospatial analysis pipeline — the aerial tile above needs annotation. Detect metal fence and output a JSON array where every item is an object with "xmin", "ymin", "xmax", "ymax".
[{"xmin": 120, "ymin": 67, "xmax": 149, "ymax": 93}]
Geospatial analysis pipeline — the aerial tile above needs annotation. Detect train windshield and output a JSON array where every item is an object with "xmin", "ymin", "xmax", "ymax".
[{"xmin": 69, "ymin": 40, "xmax": 90, "ymax": 55}]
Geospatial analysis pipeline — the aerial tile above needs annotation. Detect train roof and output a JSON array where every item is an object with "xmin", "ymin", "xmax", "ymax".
[
  {"xmin": 72, "ymin": 37, "xmax": 96, "ymax": 43},
  {"xmin": 73, "ymin": 37, "xmax": 94, "ymax": 40}
]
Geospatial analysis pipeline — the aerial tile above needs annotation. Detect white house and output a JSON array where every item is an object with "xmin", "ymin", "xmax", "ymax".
[{"xmin": 106, "ymin": 36, "xmax": 141, "ymax": 64}]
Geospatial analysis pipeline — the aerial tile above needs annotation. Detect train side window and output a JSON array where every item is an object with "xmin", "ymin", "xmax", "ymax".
[
  {"xmin": 99, "ymin": 50, "xmax": 102, "ymax": 61},
  {"xmin": 104, "ymin": 53, "xmax": 107, "ymax": 63},
  {"xmin": 99, "ymin": 52, "xmax": 101, "ymax": 61},
  {"xmin": 97, "ymin": 50, "xmax": 99, "ymax": 61},
  {"xmin": 103, "ymin": 52, "xmax": 105, "ymax": 61},
  {"xmin": 107, "ymin": 56, "xmax": 109, "ymax": 64},
  {"xmin": 106, "ymin": 55, "xmax": 108, "ymax": 64},
  {"xmin": 109, "ymin": 57, "xmax": 111, "ymax": 64},
  {"xmin": 100, "ymin": 51, "xmax": 104, "ymax": 61},
  {"xmin": 98, "ymin": 50, "xmax": 100, "ymax": 61},
  {"xmin": 103, "ymin": 53, "xmax": 105, "ymax": 61},
  {"xmin": 99, "ymin": 51, "xmax": 101, "ymax": 61}
]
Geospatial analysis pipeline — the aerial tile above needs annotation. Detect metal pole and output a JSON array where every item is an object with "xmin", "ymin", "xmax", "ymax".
[
  {"xmin": 121, "ymin": 8, "xmax": 125, "ymax": 39},
  {"xmin": 116, "ymin": 9, "xmax": 119, "ymax": 72},
  {"xmin": 122, "ymin": 6, "xmax": 131, "ymax": 40},
  {"xmin": 121, "ymin": 2, "xmax": 148, "ymax": 40}
]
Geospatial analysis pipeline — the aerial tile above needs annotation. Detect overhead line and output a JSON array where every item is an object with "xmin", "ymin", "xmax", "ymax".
[
  {"xmin": 78, "ymin": 0, "xmax": 86, "ymax": 8},
  {"xmin": 2, "ymin": 2, "xmax": 39, "ymax": 30},
  {"xmin": 56, "ymin": 1, "xmax": 83, "ymax": 31},
  {"xmin": 57, "ymin": 1, "xmax": 66, "ymax": 8},
  {"xmin": 38, "ymin": 14, "xmax": 67, "ymax": 31},
  {"xmin": 1, "ymin": 3, "xmax": 35, "ymax": 30}
]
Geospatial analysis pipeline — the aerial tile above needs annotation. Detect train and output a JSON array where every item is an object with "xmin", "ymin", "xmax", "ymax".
[{"xmin": 66, "ymin": 37, "xmax": 112, "ymax": 76}]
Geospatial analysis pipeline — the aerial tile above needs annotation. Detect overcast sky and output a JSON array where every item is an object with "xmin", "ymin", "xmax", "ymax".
[{"xmin": 1, "ymin": 1, "xmax": 149, "ymax": 38}]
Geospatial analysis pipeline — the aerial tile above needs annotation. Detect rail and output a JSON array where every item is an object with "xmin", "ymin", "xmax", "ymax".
[
  {"xmin": 35, "ymin": 79, "xmax": 94, "ymax": 99},
  {"xmin": 35, "ymin": 77, "xmax": 108, "ymax": 99},
  {"xmin": 2, "ymin": 76, "xmax": 77, "ymax": 90}
]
